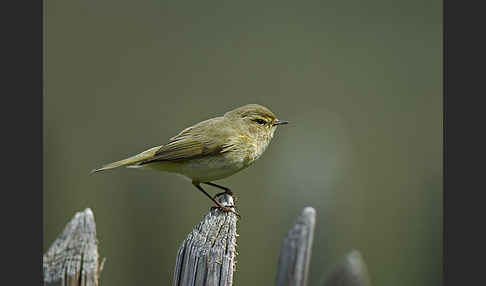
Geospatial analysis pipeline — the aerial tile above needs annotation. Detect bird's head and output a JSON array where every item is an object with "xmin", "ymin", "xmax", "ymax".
[{"xmin": 225, "ymin": 104, "xmax": 288, "ymax": 143}]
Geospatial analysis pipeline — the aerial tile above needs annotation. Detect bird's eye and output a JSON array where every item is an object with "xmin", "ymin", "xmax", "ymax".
[{"xmin": 254, "ymin": 119, "xmax": 267, "ymax": 125}]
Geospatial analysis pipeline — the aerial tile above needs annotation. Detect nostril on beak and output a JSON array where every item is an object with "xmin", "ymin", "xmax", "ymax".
[{"xmin": 274, "ymin": 119, "xmax": 289, "ymax": 126}]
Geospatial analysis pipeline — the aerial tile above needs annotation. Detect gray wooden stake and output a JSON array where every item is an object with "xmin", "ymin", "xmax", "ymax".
[
  {"xmin": 43, "ymin": 208, "xmax": 103, "ymax": 286},
  {"xmin": 275, "ymin": 207, "xmax": 316, "ymax": 286},
  {"xmin": 321, "ymin": 249, "xmax": 372, "ymax": 286},
  {"xmin": 173, "ymin": 194, "xmax": 238, "ymax": 286}
]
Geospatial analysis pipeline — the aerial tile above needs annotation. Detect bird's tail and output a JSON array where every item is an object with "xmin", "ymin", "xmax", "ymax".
[
  {"xmin": 90, "ymin": 146, "xmax": 160, "ymax": 174},
  {"xmin": 90, "ymin": 157, "xmax": 137, "ymax": 174}
]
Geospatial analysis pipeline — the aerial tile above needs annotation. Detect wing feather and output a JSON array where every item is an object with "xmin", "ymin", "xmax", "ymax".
[
  {"xmin": 92, "ymin": 117, "xmax": 237, "ymax": 173},
  {"xmin": 140, "ymin": 117, "xmax": 234, "ymax": 164}
]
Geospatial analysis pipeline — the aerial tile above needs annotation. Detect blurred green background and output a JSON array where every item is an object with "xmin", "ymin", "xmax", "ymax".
[{"xmin": 43, "ymin": 0, "xmax": 442, "ymax": 285}]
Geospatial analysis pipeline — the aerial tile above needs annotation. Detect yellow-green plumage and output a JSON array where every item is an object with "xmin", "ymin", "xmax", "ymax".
[
  {"xmin": 90, "ymin": 146, "xmax": 160, "ymax": 173},
  {"xmin": 91, "ymin": 104, "xmax": 288, "ymax": 200}
]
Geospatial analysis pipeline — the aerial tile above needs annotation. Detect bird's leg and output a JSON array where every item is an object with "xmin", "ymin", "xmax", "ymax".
[
  {"xmin": 193, "ymin": 183, "xmax": 240, "ymax": 218},
  {"xmin": 203, "ymin": 182, "xmax": 233, "ymax": 195},
  {"xmin": 202, "ymin": 182, "xmax": 237, "ymax": 201}
]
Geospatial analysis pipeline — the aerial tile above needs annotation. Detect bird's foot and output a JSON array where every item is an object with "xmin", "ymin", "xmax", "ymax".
[
  {"xmin": 211, "ymin": 205, "xmax": 241, "ymax": 218},
  {"xmin": 213, "ymin": 191, "xmax": 237, "ymax": 202}
]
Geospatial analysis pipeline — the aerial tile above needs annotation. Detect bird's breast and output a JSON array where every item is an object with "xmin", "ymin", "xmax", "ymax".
[
  {"xmin": 173, "ymin": 153, "xmax": 247, "ymax": 182},
  {"xmin": 243, "ymin": 134, "xmax": 273, "ymax": 164}
]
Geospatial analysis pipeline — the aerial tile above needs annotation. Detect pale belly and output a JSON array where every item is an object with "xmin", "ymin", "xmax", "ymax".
[{"xmin": 139, "ymin": 154, "xmax": 248, "ymax": 183}]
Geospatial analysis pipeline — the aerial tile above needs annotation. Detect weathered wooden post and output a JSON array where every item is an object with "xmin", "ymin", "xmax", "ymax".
[
  {"xmin": 43, "ymin": 208, "xmax": 103, "ymax": 286},
  {"xmin": 320, "ymin": 249, "xmax": 372, "ymax": 286},
  {"xmin": 173, "ymin": 194, "xmax": 238, "ymax": 286},
  {"xmin": 275, "ymin": 207, "xmax": 316, "ymax": 286},
  {"xmin": 43, "ymin": 200, "xmax": 371, "ymax": 286},
  {"xmin": 274, "ymin": 207, "xmax": 372, "ymax": 286}
]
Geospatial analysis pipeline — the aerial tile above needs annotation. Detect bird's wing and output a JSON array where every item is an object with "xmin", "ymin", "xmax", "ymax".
[
  {"xmin": 141, "ymin": 118, "xmax": 235, "ymax": 164},
  {"xmin": 91, "ymin": 117, "xmax": 236, "ymax": 173}
]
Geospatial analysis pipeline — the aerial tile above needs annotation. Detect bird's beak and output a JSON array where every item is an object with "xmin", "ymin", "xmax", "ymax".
[{"xmin": 273, "ymin": 119, "xmax": 289, "ymax": 126}]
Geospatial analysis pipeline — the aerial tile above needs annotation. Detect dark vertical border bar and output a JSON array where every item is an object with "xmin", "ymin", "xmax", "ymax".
[
  {"xmin": 40, "ymin": 0, "xmax": 45, "ymax": 282},
  {"xmin": 2, "ymin": 0, "xmax": 43, "ymax": 285},
  {"xmin": 445, "ymin": 0, "xmax": 486, "ymax": 284}
]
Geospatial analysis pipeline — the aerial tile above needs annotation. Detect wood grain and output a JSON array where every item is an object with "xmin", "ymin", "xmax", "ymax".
[
  {"xmin": 173, "ymin": 194, "xmax": 238, "ymax": 286},
  {"xmin": 43, "ymin": 208, "xmax": 102, "ymax": 286},
  {"xmin": 275, "ymin": 207, "xmax": 316, "ymax": 286}
]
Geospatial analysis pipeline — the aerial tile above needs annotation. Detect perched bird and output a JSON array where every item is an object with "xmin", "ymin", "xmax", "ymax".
[{"xmin": 91, "ymin": 104, "xmax": 288, "ymax": 217}]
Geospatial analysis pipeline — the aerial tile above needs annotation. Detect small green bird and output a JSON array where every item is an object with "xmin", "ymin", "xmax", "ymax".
[{"xmin": 91, "ymin": 104, "xmax": 288, "ymax": 216}]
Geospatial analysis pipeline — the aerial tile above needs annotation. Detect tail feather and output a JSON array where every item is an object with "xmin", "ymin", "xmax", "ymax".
[
  {"xmin": 90, "ymin": 158, "xmax": 136, "ymax": 174},
  {"xmin": 90, "ymin": 146, "xmax": 160, "ymax": 174}
]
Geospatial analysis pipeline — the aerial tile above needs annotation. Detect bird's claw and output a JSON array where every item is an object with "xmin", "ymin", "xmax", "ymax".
[
  {"xmin": 213, "ymin": 192, "xmax": 237, "ymax": 202},
  {"xmin": 211, "ymin": 205, "xmax": 241, "ymax": 218}
]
